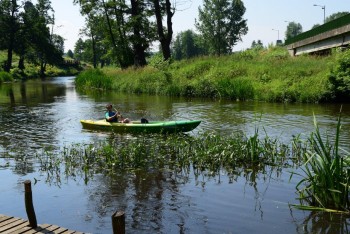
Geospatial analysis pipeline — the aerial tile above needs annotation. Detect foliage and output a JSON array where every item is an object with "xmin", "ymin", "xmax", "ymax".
[
  {"xmin": 285, "ymin": 22, "xmax": 303, "ymax": 41},
  {"xmin": 66, "ymin": 50, "xmax": 74, "ymax": 59},
  {"xmin": 251, "ymin": 40, "xmax": 264, "ymax": 49},
  {"xmin": 75, "ymin": 46, "xmax": 341, "ymax": 103},
  {"xmin": 75, "ymin": 68, "xmax": 113, "ymax": 90},
  {"xmin": 196, "ymin": 0, "xmax": 248, "ymax": 55},
  {"xmin": 172, "ymin": 30, "xmax": 208, "ymax": 60},
  {"xmin": 325, "ymin": 12, "xmax": 350, "ymax": 23},
  {"xmin": 0, "ymin": 0, "xmax": 63, "ymax": 77},
  {"xmin": 292, "ymin": 113, "xmax": 350, "ymax": 212},
  {"xmin": 0, "ymin": 71, "xmax": 13, "ymax": 82},
  {"xmin": 328, "ymin": 49, "xmax": 350, "ymax": 101}
]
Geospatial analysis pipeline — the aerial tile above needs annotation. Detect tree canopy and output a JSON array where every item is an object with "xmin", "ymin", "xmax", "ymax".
[
  {"xmin": 195, "ymin": 0, "xmax": 248, "ymax": 56},
  {"xmin": 0, "ymin": 0, "xmax": 64, "ymax": 76}
]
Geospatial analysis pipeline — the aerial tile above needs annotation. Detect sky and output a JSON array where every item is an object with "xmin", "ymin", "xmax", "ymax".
[{"xmin": 48, "ymin": 0, "xmax": 348, "ymax": 52}]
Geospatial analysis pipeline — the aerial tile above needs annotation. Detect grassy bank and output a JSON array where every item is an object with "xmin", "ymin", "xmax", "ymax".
[{"xmin": 76, "ymin": 46, "xmax": 343, "ymax": 103}]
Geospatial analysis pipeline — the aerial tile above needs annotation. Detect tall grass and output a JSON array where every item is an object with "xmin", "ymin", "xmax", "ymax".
[
  {"xmin": 75, "ymin": 69, "xmax": 113, "ymax": 90},
  {"xmin": 293, "ymin": 112, "xmax": 350, "ymax": 212}
]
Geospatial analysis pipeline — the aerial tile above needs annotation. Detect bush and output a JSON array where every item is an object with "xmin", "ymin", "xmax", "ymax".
[
  {"xmin": 0, "ymin": 71, "xmax": 13, "ymax": 82},
  {"xmin": 328, "ymin": 49, "xmax": 350, "ymax": 101}
]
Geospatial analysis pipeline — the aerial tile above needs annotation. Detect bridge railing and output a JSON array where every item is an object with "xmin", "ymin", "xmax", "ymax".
[{"xmin": 285, "ymin": 13, "xmax": 350, "ymax": 45}]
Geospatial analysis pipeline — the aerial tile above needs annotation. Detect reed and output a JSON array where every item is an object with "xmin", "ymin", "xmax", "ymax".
[
  {"xmin": 35, "ymin": 130, "xmax": 293, "ymax": 185},
  {"xmin": 293, "ymin": 113, "xmax": 350, "ymax": 212},
  {"xmin": 75, "ymin": 69, "xmax": 113, "ymax": 90}
]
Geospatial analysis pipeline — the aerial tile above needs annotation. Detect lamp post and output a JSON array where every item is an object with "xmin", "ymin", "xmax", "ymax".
[
  {"xmin": 272, "ymin": 29, "xmax": 279, "ymax": 40},
  {"xmin": 313, "ymin": 4, "xmax": 326, "ymax": 24}
]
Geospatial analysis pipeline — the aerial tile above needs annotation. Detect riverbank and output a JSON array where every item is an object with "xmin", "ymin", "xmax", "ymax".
[
  {"xmin": 0, "ymin": 51, "xmax": 83, "ymax": 82},
  {"xmin": 75, "ymin": 47, "xmax": 350, "ymax": 103}
]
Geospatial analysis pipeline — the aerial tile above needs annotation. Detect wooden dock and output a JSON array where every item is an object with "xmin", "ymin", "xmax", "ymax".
[{"xmin": 0, "ymin": 214, "xmax": 85, "ymax": 234}]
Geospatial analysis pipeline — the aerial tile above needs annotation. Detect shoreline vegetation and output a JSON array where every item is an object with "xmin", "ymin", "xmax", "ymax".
[
  {"xmin": 75, "ymin": 47, "xmax": 350, "ymax": 103},
  {"xmin": 33, "ymin": 114, "xmax": 349, "ymax": 213}
]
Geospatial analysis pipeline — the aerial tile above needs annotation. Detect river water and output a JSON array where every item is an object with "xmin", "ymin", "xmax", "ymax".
[{"xmin": 0, "ymin": 77, "xmax": 349, "ymax": 233}]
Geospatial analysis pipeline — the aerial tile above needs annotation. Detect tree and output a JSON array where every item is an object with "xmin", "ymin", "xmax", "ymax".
[
  {"xmin": 0, "ymin": 0, "xmax": 21, "ymax": 72},
  {"xmin": 251, "ymin": 40, "xmax": 263, "ymax": 49},
  {"xmin": 172, "ymin": 30, "xmax": 208, "ymax": 60},
  {"xmin": 67, "ymin": 49, "xmax": 74, "ymax": 58},
  {"xmin": 325, "ymin": 12, "xmax": 349, "ymax": 23},
  {"xmin": 312, "ymin": 12, "xmax": 349, "ymax": 29},
  {"xmin": 285, "ymin": 22, "xmax": 302, "ymax": 41},
  {"xmin": 151, "ymin": 0, "xmax": 174, "ymax": 61},
  {"xmin": 74, "ymin": 38, "xmax": 85, "ymax": 61},
  {"xmin": 196, "ymin": 0, "xmax": 248, "ymax": 56}
]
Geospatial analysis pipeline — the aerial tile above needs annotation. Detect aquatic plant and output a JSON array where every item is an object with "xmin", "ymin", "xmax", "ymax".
[
  {"xmin": 35, "ymin": 130, "xmax": 294, "ymax": 185},
  {"xmin": 292, "ymin": 113, "xmax": 350, "ymax": 212}
]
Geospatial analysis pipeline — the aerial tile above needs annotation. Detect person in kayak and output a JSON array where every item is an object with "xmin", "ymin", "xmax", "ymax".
[{"xmin": 105, "ymin": 104, "xmax": 131, "ymax": 123}]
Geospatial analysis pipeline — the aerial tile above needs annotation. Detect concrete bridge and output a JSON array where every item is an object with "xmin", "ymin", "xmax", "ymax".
[{"xmin": 285, "ymin": 13, "xmax": 350, "ymax": 56}]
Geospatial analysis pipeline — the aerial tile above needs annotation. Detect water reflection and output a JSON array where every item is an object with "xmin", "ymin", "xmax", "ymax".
[{"xmin": 293, "ymin": 211, "xmax": 350, "ymax": 233}]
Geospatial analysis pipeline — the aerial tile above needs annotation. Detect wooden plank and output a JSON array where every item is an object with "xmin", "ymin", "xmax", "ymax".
[
  {"xmin": 2, "ymin": 221, "xmax": 30, "ymax": 234},
  {"xmin": 0, "ymin": 215, "xmax": 85, "ymax": 234},
  {"xmin": 48, "ymin": 226, "xmax": 69, "ymax": 234},
  {"xmin": 39, "ymin": 224, "xmax": 61, "ymax": 233},
  {"xmin": 0, "ymin": 215, "xmax": 13, "ymax": 223},
  {"xmin": 9, "ymin": 224, "xmax": 33, "ymax": 234},
  {"xmin": 0, "ymin": 219, "xmax": 27, "ymax": 232},
  {"xmin": 0, "ymin": 217, "xmax": 19, "ymax": 228},
  {"xmin": 19, "ymin": 226, "xmax": 43, "ymax": 234},
  {"xmin": 60, "ymin": 230, "xmax": 76, "ymax": 234}
]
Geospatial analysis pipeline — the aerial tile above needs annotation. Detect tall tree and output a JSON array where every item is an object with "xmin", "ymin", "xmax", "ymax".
[
  {"xmin": 151, "ymin": 0, "xmax": 174, "ymax": 61},
  {"xmin": 0, "ymin": 0, "xmax": 21, "ymax": 72},
  {"xmin": 285, "ymin": 22, "xmax": 302, "ymax": 40},
  {"xmin": 196, "ymin": 0, "xmax": 247, "ymax": 56}
]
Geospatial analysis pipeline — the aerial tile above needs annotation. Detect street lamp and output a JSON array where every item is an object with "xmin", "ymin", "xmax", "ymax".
[
  {"xmin": 313, "ymin": 4, "xmax": 326, "ymax": 24},
  {"xmin": 272, "ymin": 29, "xmax": 279, "ymax": 40}
]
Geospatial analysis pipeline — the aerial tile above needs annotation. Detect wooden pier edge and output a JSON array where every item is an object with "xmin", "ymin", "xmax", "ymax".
[
  {"xmin": 0, "ymin": 214, "xmax": 85, "ymax": 234},
  {"xmin": 1, "ymin": 180, "xmax": 127, "ymax": 233}
]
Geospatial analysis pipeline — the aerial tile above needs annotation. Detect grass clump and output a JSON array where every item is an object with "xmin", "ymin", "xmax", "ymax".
[
  {"xmin": 292, "ymin": 112, "xmax": 350, "ymax": 212},
  {"xmin": 75, "ymin": 69, "xmax": 113, "ymax": 90}
]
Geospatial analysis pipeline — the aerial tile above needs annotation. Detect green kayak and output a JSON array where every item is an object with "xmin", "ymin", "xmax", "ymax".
[{"xmin": 80, "ymin": 119, "xmax": 201, "ymax": 133}]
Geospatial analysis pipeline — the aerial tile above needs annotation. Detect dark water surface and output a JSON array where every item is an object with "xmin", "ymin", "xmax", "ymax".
[{"xmin": 1, "ymin": 77, "xmax": 350, "ymax": 233}]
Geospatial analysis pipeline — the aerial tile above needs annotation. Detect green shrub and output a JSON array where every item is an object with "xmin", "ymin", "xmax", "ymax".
[
  {"xmin": 0, "ymin": 71, "xmax": 13, "ymax": 82},
  {"xmin": 328, "ymin": 49, "xmax": 350, "ymax": 101}
]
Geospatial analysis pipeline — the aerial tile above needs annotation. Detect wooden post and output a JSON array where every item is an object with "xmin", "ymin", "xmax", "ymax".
[
  {"xmin": 24, "ymin": 180, "xmax": 37, "ymax": 228},
  {"xmin": 111, "ymin": 211, "xmax": 125, "ymax": 234}
]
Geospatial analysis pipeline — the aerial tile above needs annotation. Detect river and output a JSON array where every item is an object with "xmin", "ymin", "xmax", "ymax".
[{"xmin": 0, "ymin": 76, "xmax": 349, "ymax": 233}]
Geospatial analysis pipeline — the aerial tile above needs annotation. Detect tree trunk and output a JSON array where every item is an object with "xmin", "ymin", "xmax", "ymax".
[
  {"xmin": 153, "ymin": 0, "xmax": 173, "ymax": 61},
  {"xmin": 5, "ymin": 3, "xmax": 17, "ymax": 72},
  {"xmin": 130, "ymin": 0, "xmax": 146, "ymax": 67},
  {"xmin": 91, "ymin": 32, "xmax": 97, "ymax": 68}
]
